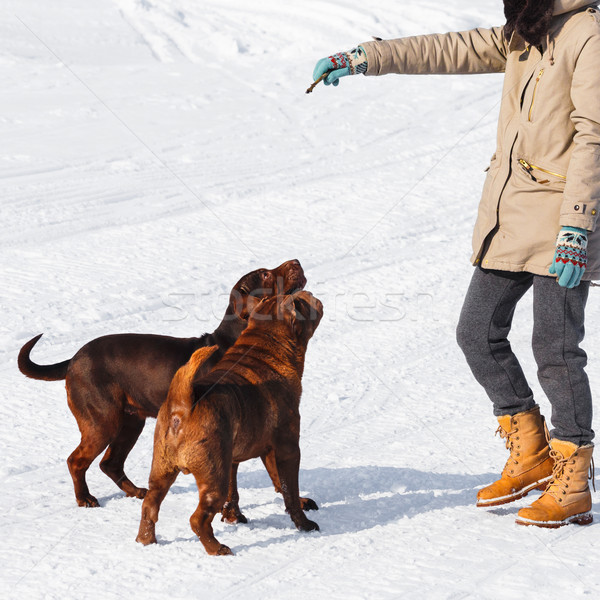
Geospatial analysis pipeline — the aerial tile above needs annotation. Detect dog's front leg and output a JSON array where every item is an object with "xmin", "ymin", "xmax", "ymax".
[
  {"xmin": 274, "ymin": 444, "xmax": 319, "ymax": 532},
  {"xmin": 261, "ymin": 451, "xmax": 318, "ymax": 512}
]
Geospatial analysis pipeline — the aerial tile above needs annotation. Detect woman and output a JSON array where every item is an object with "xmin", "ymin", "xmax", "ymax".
[{"xmin": 313, "ymin": 0, "xmax": 599, "ymax": 527}]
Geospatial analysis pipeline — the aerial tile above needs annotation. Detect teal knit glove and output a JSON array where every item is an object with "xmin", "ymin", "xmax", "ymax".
[
  {"xmin": 312, "ymin": 46, "xmax": 367, "ymax": 87},
  {"xmin": 549, "ymin": 226, "xmax": 588, "ymax": 288}
]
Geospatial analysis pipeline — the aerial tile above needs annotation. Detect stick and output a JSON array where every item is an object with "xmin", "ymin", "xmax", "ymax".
[{"xmin": 306, "ymin": 72, "xmax": 330, "ymax": 94}]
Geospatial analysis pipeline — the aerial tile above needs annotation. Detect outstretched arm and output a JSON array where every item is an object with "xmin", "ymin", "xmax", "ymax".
[
  {"xmin": 361, "ymin": 27, "xmax": 508, "ymax": 76},
  {"xmin": 312, "ymin": 26, "xmax": 507, "ymax": 89}
]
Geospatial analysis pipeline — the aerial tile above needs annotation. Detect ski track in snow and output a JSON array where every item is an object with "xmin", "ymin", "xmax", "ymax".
[{"xmin": 2, "ymin": 1, "xmax": 600, "ymax": 598}]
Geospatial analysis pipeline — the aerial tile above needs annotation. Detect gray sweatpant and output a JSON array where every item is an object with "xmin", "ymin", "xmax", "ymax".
[{"xmin": 456, "ymin": 267, "xmax": 593, "ymax": 445}]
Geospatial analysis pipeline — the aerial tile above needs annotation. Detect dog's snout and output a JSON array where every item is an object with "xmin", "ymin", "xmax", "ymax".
[{"xmin": 286, "ymin": 259, "xmax": 301, "ymax": 272}]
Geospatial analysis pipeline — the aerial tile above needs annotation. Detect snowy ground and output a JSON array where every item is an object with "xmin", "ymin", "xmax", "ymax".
[{"xmin": 2, "ymin": 0, "xmax": 600, "ymax": 598}]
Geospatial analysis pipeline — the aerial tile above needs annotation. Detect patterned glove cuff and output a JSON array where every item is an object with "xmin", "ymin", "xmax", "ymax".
[
  {"xmin": 555, "ymin": 227, "xmax": 588, "ymax": 268},
  {"xmin": 349, "ymin": 46, "xmax": 368, "ymax": 74},
  {"xmin": 327, "ymin": 46, "xmax": 368, "ymax": 75}
]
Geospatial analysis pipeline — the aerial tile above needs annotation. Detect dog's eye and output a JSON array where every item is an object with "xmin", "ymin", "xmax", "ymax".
[{"xmin": 261, "ymin": 271, "xmax": 271, "ymax": 280}]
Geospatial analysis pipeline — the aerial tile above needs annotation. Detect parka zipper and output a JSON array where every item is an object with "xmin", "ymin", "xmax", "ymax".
[
  {"xmin": 518, "ymin": 158, "xmax": 566, "ymax": 183},
  {"xmin": 528, "ymin": 69, "xmax": 544, "ymax": 122}
]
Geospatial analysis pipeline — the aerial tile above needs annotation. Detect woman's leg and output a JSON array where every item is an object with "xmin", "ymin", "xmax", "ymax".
[
  {"xmin": 456, "ymin": 267, "xmax": 536, "ymax": 415},
  {"xmin": 532, "ymin": 276, "xmax": 593, "ymax": 445},
  {"xmin": 458, "ymin": 268, "xmax": 554, "ymax": 508}
]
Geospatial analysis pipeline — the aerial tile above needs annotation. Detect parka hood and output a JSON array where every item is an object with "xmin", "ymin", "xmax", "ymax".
[
  {"xmin": 504, "ymin": 0, "xmax": 597, "ymax": 45},
  {"xmin": 553, "ymin": 0, "xmax": 598, "ymax": 16}
]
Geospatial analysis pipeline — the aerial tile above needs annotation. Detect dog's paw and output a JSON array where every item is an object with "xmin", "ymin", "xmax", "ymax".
[
  {"xmin": 123, "ymin": 484, "xmax": 148, "ymax": 500},
  {"xmin": 77, "ymin": 495, "xmax": 100, "ymax": 508},
  {"xmin": 297, "ymin": 519, "xmax": 319, "ymax": 533},
  {"xmin": 221, "ymin": 503, "xmax": 248, "ymax": 524},
  {"xmin": 132, "ymin": 487, "xmax": 148, "ymax": 500},
  {"xmin": 135, "ymin": 533, "xmax": 157, "ymax": 546},
  {"xmin": 300, "ymin": 497, "xmax": 318, "ymax": 511},
  {"xmin": 136, "ymin": 520, "xmax": 157, "ymax": 545},
  {"xmin": 221, "ymin": 512, "xmax": 248, "ymax": 525},
  {"xmin": 135, "ymin": 523, "xmax": 156, "ymax": 546},
  {"xmin": 216, "ymin": 544, "xmax": 234, "ymax": 556}
]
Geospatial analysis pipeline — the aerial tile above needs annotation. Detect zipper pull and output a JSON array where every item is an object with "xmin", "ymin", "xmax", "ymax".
[{"xmin": 519, "ymin": 159, "xmax": 537, "ymax": 181}]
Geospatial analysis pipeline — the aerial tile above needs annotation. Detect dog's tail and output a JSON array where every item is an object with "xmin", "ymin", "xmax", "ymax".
[
  {"xmin": 17, "ymin": 334, "xmax": 70, "ymax": 381},
  {"xmin": 167, "ymin": 345, "xmax": 221, "ymax": 411}
]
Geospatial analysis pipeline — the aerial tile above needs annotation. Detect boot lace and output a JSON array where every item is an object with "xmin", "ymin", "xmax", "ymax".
[
  {"xmin": 543, "ymin": 448, "xmax": 596, "ymax": 502},
  {"xmin": 544, "ymin": 449, "xmax": 570, "ymax": 502},
  {"xmin": 496, "ymin": 425, "xmax": 520, "ymax": 474}
]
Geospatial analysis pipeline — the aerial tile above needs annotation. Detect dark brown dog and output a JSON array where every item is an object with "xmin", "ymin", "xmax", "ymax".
[
  {"xmin": 136, "ymin": 290, "xmax": 323, "ymax": 555},
  {"xmin": 17, "ymin": 260, "xmax": 306, "ymax": 507}
]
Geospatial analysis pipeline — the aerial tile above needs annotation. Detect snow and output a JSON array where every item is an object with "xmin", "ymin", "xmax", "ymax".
[{"xmin": 2, "ymin": 0, "xmax": 599, "ymax": 598}]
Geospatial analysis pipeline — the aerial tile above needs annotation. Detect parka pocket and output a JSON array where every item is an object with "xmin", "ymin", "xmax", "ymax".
[
  {"xmin": 528, "ymin": 69, "xmax": 544, "ymax": 122},
  {"xmin": 517, "ymin": 158, "xmax": 566, "ymax": 187},
  {"xmin": 484, "ymin": 152, "xmax": 498, "ymax": 172}
]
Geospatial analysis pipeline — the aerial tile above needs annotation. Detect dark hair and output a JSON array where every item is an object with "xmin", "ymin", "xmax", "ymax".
[{"xmin": 504, "ymin": 0, "xmax": 554, "ymax": 46}]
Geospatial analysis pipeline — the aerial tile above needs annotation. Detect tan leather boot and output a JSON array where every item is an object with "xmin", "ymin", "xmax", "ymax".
[
  {"xmin": 477, "ymin": 406, "xmax": 554, "ymax": 507},
  {"xmin": 516, "ymin": 440, "xmax": 594, "ymax": 528}
]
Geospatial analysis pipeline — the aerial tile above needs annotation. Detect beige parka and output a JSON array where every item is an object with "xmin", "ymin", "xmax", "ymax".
[{"xmin": 362, "ymin": 0, "xmax": 600, "ymax": 279}]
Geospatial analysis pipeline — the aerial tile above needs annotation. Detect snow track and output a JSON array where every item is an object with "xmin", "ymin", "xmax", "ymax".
[{"xmin": 2, "ymin": 1, "xmax": 600, "ymax": 598}]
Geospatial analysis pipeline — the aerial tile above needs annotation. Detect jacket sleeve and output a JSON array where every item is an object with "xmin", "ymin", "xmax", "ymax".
[
  {"xmin": 361, "ymin": 27, "xmax": 508, "ymax": 76},
  {"xmin": 560, "ymin": 26, "xmax": 600, "ymax": 232}
]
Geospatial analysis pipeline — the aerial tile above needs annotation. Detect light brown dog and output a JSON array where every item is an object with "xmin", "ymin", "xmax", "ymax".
[{"xmin": 136, "ymin": 291, "xmax": 323, "ymax": 555}]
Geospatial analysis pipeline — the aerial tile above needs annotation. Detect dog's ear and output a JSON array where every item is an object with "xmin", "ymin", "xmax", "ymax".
[
  {"xmin": 228, "ymin": 268, "xmax": 271, "ymax": 319},
  {"xmin": 292, "ymin": 308, "xmax": 304, "ymax": 338},
  {"xmin": 291, "ymin": 293, "xmax": 323, "ymax": 340},
  {"xmin": 290, "ymin": 298, "xmax": 308, "ymax": 338},
  {"xmin": 279, "ymin": 296, "xmax": 300, "ymax": 337},
  {"xmin": 246, "ymin": 295, "xmax": 267, "ymax": 320}
]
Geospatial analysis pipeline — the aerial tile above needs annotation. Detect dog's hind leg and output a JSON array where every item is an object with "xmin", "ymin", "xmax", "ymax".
[
  {"xmin": 261, "ymin": 451, "xmax": 318, "ymax": 512},
  {"xmin": 100, "ymin": 412, "xmax": 147, "ymax": 499},
  {"xmin": 136, "ymin": 466, "xmax": 178, "ymax": 546},
  {"xmin": 66, "ymin": 402, "xmax": 117, "ymax": 507},
  {"xmin": 67, "ymin": 433, "xmax": 112, "ymax": 508},
  {"xmin": 190, "ymin": 475, "xmax": 232, "ymax": 556},
  {"xmin": 66, "ymin": 371, "xmax": 123, "ymax": 507},
  {"xmin": 221, "ymin": 462, "xmax": 248, "ymax": 524}
]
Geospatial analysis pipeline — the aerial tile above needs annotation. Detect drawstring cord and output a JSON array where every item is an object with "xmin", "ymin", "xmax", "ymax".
[{"xmin": 546, "ymin": 33, "xmax": 555, "ymax": 65}]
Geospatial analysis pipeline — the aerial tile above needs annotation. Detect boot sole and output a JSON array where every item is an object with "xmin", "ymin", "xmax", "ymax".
[
  {"xmin": 515, "ymin": 512, "xmax": 593, "ymax": 528},
  {"xmin": 476, "ymin": 476, "xmax": 551, "ymax": 508}
]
